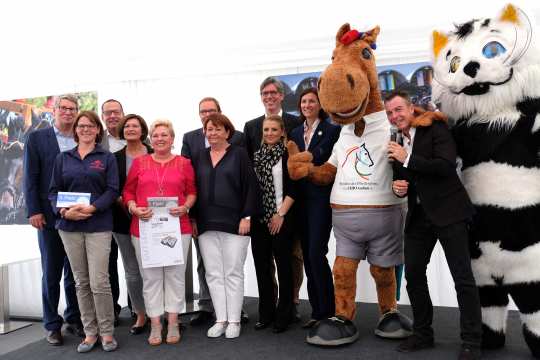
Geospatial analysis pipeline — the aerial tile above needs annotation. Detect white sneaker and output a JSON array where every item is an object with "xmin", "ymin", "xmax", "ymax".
[
  {"xmin": 207, "ymin": 322, "xmax": 227, "ymax": 338},
  {"xmin": 225, "ymin": 323, "xmax": 241, "ymax": 338}
]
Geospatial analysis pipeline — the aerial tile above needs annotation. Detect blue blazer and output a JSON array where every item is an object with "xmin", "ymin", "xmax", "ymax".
[
  {"xmin": 23, "ymin": 127, "xmax": 62, "ymax": 229},
  {"xmin": 290, "ymin": 119, "xmax": 341, "ymax": 200}
]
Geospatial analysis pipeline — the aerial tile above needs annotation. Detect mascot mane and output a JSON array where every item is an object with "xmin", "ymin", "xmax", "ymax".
[{"xmin": 431, "ymin": 4, "xmax": 540, "ymax": 129}]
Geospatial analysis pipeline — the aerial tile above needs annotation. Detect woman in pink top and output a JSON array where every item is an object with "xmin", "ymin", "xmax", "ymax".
[{"xmin": 123, "ymin": 119, "xmax": 196, "ymax": 346}]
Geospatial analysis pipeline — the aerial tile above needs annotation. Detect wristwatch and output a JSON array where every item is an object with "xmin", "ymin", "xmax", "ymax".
[{"xmin": 183, "ymin": 204, "xmax": 190, "ymax": 214}]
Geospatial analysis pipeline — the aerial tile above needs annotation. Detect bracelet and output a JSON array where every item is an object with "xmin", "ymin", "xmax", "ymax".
[{"xmin": 182, "ymin": 204, "xmax": 190, "ymax": 214}]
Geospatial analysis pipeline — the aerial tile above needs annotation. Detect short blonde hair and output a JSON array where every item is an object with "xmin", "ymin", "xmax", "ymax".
[{"xmin": 149, "ymin": 118, "xmax": 175, "ymax": 138}]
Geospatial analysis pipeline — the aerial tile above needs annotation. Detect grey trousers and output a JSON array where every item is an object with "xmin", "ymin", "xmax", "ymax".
[
  {"xmin": 59, "ymin": 230, "xmax": 115, "ymax": 337},
  {"xmin": 112, "ymin": 232, "xmax": 145, "ymax": 314}
]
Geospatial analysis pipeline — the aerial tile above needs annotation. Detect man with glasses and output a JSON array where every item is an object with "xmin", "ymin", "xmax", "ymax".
[
  {"xmin": 100, "ymin": 99, "xmax": 126, "ymax": 152},
  {"xmin": 24, "ymin": 94, "xmax": 84, "ymax": 345},
  {"xmin": 99, "ymin": 99, "xmax": 125, "ymax": 325},
  {"xmin": 243, "ymin": 77, "xmax": 301, "ymax": 158},
  {"xmin": 181, "ymin": 97, "xmax": 245, "ymax": 325}
]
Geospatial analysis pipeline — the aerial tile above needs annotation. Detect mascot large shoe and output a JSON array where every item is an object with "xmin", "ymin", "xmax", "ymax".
[
  {"xmin": 432, "ymin": 4, "xmax": 540, "ymax": 358},
  {"xmin": 288, "ymin": 23, "xmax": 413, "ymax": 347}
]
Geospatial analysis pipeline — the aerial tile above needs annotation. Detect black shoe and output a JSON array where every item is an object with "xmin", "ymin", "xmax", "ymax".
[
  {"xmin": 273, "ymin": 323, "xmax": 288, "ymax": 333},
  {"xmin": 130, "ymin": 323, "xmax": 147, "ymax": 335},
  {"xmin": 396, "ymin": 334, "xmax": 434, "ymax": 353},
  {"xmin": 254, "ymin": 321, "xmax": 272, "ymax": 330},
  {"xmin": 302, "ymin": 319, "xmax": 318, "ymax": 329},
  {"xmin": 46, "ymin": 330, "xmax": 63, "ymax": 346},
  {"xmin": 241, "ymin": 310, "xmax": 249, "ymax": 324},
  {"xmin": 458, "ymin": 344, "xmax": 481, "ymax": 360},
  {"xmin": 190, "ymin": 311, "xmax": 213, "ymax": 326},
  {"xmin": 65, "ymin": 322, "xmax": 85, "ymax": 338}
]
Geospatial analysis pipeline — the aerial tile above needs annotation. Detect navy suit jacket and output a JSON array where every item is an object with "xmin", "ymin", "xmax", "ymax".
[
  {"xmin": 181, "ymin": 128, "xmax": 245, "ymax": 159},
  {"xmin": 243, "ymin": 112, "xmax": 301, "ymax": 159},
  {"xmin": 290, "ymin": 119, "xmax": 341, "ymax": 200},
  {"xmin": 23, "ymin": 127, "xmax": 62, "ymax": 229}
]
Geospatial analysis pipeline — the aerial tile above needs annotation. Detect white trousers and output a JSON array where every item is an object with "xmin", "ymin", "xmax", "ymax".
[
  {"xmin": 198, "ymin": 231, "xmax": 250, "ymax": 323},
  {"xmin": 132, "ymin": 234, "xmax": 191, "ymax": 318}
]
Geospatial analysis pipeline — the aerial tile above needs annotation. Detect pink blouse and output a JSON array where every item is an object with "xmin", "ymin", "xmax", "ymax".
[{"xmin": 123, "ymin": 154, "xmax": 196, "ymax": 237}]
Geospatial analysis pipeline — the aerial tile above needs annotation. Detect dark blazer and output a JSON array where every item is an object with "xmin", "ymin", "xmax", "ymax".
[
  {"xmin": 393, "ymin": 120, "xmax": 474, "ymax": 230},
  {"xmin": 289, "ymin": 119, "xmax": 341, "ymax": 199},
  {"xmin": 23, "ymin": 127, "xmax": 62, "ymax": 229},
  {"xmin": 113, "ymin": 143, "xmax": 153, "ymax": 234},
  {"xmin": 243, "ymin": 112, "xmax": 301, "ymax": 159},
  {"xmin": 181, "ymin": 128, "xmax": 245, "ymax": 159}
]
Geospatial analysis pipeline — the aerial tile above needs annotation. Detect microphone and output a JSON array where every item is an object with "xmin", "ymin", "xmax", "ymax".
[
  {"xmin": 389, "ymin": 126, "xmax": 403, "ymax": 163},
  {"xmin": 390, "ymin": 126, "xmax": 403, "ymax": 145}
]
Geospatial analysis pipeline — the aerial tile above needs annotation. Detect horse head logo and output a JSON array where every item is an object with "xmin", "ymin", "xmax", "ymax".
[{"xmin": 341, "ymin": 143, "xmax": 374, "ymax": 181}]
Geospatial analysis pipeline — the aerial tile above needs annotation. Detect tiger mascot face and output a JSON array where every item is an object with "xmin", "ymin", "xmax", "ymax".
[{"xmin": 431, "ymin": 4, "xmax": 540, "ymax": 128}]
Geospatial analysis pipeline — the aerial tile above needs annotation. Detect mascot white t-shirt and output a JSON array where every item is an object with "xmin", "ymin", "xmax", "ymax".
[{"xmin": 328, "ymin": 111, "xmax": 405, "ymax": 206}]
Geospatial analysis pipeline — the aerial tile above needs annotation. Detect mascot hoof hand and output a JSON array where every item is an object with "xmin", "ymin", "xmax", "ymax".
[
  {"xmin": 481, "ymin": 324, "xmax": 505, "ymax": 350},
  {"xmin": 374, "ymin": 310, "xmax": 413, "ymax": 339},
  {"xmin": 306, "ymin": 316, "xmax": 359, "ymax": 346},
  {"xmin": 286, "ymin": 141, "xmax": 314, "ymax": 180}
]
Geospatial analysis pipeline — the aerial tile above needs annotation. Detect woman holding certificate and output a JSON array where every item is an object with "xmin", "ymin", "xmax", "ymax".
[
  {"xmin": 191, "ymin": 113, "xmax": 258, "ymax": 339},
  {"xmin": 123, "ymin": 119, "xmax": 196, "ymax": 346},
  {"xmin": 49, "ymin": 110, "xmax": 119, "ymax": 353}
]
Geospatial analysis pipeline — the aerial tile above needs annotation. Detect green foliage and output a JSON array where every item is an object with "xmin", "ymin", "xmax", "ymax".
[{"xmin": 78, "ymin": 92, "xmax": 98, "ymax": 111}]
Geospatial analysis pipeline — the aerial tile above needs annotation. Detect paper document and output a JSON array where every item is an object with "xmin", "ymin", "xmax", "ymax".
[{"xmin": 139, "ymin": 197, "xmax": 183, "ymax": 268}]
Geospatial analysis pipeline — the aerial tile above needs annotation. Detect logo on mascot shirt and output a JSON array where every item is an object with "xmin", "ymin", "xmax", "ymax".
[{"xmin": 341, "ymin": 143, "xmax": 374, "ymax": 181}]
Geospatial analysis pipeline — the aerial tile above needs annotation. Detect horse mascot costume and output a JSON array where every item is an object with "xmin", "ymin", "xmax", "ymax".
[{"xmin": 288, "ymin": 23, "xmax": 415, "ymax": 346}]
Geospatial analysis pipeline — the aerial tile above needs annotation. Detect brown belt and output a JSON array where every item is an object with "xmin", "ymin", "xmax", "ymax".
[{"xmin": 330, "ymin": 204, "xmax": 394, "ymax": 209}]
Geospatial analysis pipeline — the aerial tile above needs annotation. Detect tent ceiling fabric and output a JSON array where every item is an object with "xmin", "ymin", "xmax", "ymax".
[{"xmin": 1, "ymin": 0, "xmax": 539, "ymax": 99}]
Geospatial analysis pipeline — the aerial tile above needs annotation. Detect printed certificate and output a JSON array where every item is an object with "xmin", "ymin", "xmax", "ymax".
[
  {"xmin": 56, "ymin": 192, "xmax": 91, "ymax": 208},
  {"xmin": 139, "ymin": 197, "xmax": 183, "ymax": 268}
]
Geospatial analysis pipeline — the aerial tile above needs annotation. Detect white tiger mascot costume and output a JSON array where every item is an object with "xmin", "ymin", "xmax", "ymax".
[{"xmin": 431, "ymin": 4, "xmax": 540, "ymax": 358}]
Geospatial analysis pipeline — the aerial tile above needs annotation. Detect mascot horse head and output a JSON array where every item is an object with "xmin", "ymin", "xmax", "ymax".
[{"xmin": 318, "ymin": 24, "xmax": 384, "ymax": 126}]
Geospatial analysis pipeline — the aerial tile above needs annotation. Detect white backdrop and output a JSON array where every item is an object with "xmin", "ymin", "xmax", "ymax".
[{"xmin": 1, "ymin": 0, "xmax": 530, "ymax": 317}]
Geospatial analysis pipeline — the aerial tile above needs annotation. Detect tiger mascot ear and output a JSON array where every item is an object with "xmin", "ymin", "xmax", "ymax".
[
  {"xmin": 431, "ymin": 30, "xmax": 449, "ymax": 59},
  {"xmin": 498, "ymin": 3, "xmax": 520, "ymax": 25}
]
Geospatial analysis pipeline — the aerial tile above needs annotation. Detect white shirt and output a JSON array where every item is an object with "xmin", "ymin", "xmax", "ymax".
[
  {"xmin": 272, "ymin": 159, "xmax": 284, "ymax": 210},
  {"xmin": 402, "ymin": 127, "xmax": 416, "ymax": 168},
  {"xmin": 106, "ymin": 132, "xmax": 126, "ymax": 152},
  {"xmin": 327, "ymin": 111, "xmax": 406, "ymax": 206}
]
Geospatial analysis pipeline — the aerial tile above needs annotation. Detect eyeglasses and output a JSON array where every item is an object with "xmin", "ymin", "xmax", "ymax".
[
  {"xmin": 199, "ymin": 109, "xmax": 218, "ymax": 115},
  {"xmin": 261, "ymin": 90, "xmax": 279, "ymax": 97},
  {"xmin": 103, "ymin": 110, "xmax": 122, "ymax": 116},
  {"xmin": 76, "ymin": 124, "xmax": 97, "ymax": 130},
  {"xmin": 58, "ymin": 106, "xmax": 77, "ymax": 113}
]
